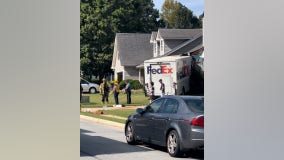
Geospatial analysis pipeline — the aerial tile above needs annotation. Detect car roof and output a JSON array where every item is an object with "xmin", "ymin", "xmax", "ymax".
[{"xmin": 162, "ymin": 95, "xmax": 204, "ymax": 100}]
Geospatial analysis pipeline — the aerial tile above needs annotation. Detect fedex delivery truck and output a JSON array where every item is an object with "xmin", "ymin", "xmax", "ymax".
[{"xmin": 144, "ymin": 55, "xmax": 192, "ymax": 96}]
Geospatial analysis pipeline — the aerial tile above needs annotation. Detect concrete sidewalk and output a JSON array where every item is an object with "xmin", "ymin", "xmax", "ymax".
[
  {"xmin": 80, "ymin": 105, "xmax": 144, "ymax": 129},
  {"xmin": 80, "ymin": 115, "xmax": 125, "ymax": 129},
  {"xmin": 81, "ymin": 105, "xmax": 143, "ymax": 113}
]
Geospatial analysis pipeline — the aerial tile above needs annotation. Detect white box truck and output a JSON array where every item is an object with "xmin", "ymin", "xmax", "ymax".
[{"xmin": 144, "ymin": 55, "xmax": 192, "ymax": 96}]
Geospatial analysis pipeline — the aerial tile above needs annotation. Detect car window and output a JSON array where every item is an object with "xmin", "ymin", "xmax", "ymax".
[
  {"xmin": 184, "ymin": 99, "xmax": 204, "ymax": 112},
  {"xmin": 145, "ymin": 99, "xmax": 164, "ymax": 113},
  {"xmin": 159, "ymin": 98, "xmax": 179, "ymax": 114},
  {"xmin": 81, "ymin": 80, "xmax": 88, "ymax": 84}
]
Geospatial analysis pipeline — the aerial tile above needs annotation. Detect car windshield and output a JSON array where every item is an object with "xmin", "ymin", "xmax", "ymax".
[{"xmin": 183, "ymin": 98, "xmax": 204, "ymax": 112}]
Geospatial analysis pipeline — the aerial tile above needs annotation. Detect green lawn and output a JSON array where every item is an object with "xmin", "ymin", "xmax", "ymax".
[{"xmin": 81, "ymin": 89, "xmax": 149, "ymax": 108}]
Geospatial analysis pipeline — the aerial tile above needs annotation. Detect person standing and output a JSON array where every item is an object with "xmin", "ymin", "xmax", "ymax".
[
  {"xmin": 99, "ymin": 78, "xmax": 109, "ymax": 104},
  {"xmin": 112, "ymin": 79, "xmax": 120, "ymax": 105},
  {"xmin": 159, "ymin": 79, "xmax": 165, "ymax": 97},
  {"xmin": 124, "ymin": 80, "xmax": 131, "ymax": 104},
  {"xmin": 144, "ymin": 83, "xmax": 149, "ymax": 97},
  {"xmin": 173, "ymin": 82, "xmax": 177, "ymax": 95},
  {"xmin": 149, "ymin": 81, "xmax": 155, "ymax": 103}
]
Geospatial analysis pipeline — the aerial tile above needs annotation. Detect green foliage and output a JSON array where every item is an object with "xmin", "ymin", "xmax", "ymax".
[
  {"xmin": 118, "ymin": 79, "xmax": 143, "ymax": 90},
  {"xmin": 90, "ymin": 78, "xmax": 100, "ymax": 84},
  {"xmin": 80, "ymin": 0, "xmax": 161, "ymax": 79},
  {"xmin": 130, "ymin": 80, "xmax": 143, "ymax": 90},
  {"xmin": 199, "ymin": 12, "xmax": 204, "ymax": 28},
  {"xmin": 160, "ymin": 0, "xmax": 202, "ymax": 29},
  {"xmin": 118, "ymin": 80, "xmax": 126, "ymax": 90}
]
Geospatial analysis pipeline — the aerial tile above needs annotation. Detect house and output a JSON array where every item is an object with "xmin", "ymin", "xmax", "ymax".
[
  {"xmin": 136, "ymin": 29, "xmax": 203, "ymax": 83},
  {"xmin": 151, "ymin": 29, "xmax": 202, "ymax": 57},
  {"xmin": 111, "ymin": 29, "xmax": 203, "ymax": 84},
  {"xmin": 111, "ymin": 33, "xmax": 153, "ymax": 82}
]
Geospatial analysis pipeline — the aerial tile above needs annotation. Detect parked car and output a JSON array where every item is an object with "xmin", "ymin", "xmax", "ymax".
[
  {"xmin": 80, "ymin": 79, "xmax": 99, "ymax": 94},
  {"xmin": 124, "ymin": 95, "xmax": 204, "ymax": 157}
]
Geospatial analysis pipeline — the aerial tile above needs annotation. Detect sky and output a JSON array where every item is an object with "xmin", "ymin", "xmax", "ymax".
[{"xmin": 153, "ymin": 0, "xmax": 204, "ymax": 17}]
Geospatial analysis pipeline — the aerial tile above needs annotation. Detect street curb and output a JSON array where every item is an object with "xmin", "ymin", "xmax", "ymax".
[{"xmin": 80, "ymin": 115, "xmax": 125, "ymax": 129}]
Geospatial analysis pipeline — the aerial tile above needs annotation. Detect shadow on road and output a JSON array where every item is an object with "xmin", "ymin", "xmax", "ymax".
[
  {"xmin": 141, "ymin": 143, "xmax": 204, "ymax": 159},
  {"xmin": 80, "ymin": 129, "xmax": 152, "ymax": 157},
  {"xmin": 81, "ymin": 128, "xmax": 203, "ymax": 159}
]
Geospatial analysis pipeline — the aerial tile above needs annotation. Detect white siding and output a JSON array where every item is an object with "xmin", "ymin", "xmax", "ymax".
[
  {"xmin": 160, "ymin": 39, "xmax": 164, "ymax": 55},
  {"xmin": 114, "ymin": 53, "xmax": 124, "ymax": 79}
]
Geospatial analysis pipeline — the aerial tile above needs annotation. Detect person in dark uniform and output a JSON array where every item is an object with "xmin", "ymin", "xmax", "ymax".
[
  {"xmin": 124, "ymin": 80, "xmax": 131, "ymax": 104},
  {"xmin": 149, "ymin": 81, "xmax": 155, "ymax": 103},
  {"xmin": 99, "ymin": 78, "xmax": 109, "ymax": 104},
  {"xmin": 159, "ymin": 79, "xmax": 165, "ymax": 97},
  {"xmin": 112, "ymin": 79, "xmax": 120, "ymax": 105}
]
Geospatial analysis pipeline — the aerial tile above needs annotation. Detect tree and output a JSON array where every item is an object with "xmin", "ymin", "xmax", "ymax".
[
  {"xmin": 80, "ymin": 0, "xmax": 161, "ymax": 80},
  {"xmin": 160, "ymin": 0, "xmax": 202, "ymax": 29},
  {"xmin": 199, "ymin": 12, "xmax": 204, "ymax": 28}
]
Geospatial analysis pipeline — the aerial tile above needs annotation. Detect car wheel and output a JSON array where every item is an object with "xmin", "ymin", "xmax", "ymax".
[
  {"xmin": 167, "ymin": 130, "xmax": 182, "ymax": 157},
  {"xmin": 125, "ymin": 122, "xmax": 137, "ymax": 145},
  {"xmin": 89, "ymin": 87, "xmax": 96, "ymax": 94}
]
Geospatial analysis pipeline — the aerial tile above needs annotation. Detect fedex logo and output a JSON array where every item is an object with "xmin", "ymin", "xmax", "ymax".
[{"xmin": 147, "ymin": 66, "xmax": 173, "ymax": 74}]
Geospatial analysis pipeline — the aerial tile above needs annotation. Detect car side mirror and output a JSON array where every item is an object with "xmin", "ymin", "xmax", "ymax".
[{"xmin": 136, "ymin": 108, "xmax": 144, "ymax": 114}]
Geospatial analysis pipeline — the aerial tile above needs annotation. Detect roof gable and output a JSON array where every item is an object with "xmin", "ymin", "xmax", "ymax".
[
  {"xmin": 150, "ymin": 32, "xmax": 157, "ymax": 43},
  {"xmin": 112, "ymin": 33, "xmax": 153, "ymax": 67}
]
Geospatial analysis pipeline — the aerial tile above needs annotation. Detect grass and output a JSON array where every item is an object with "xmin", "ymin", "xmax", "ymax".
[
  {"xmin": 81, "ymin": 89, "xmax": 149, "ymax": 108},
  {"xmin": 80, "ymin": 89, "xmax": 147, "ymax": 123},
  {"xmin": 80, "ymin": 112, "xmax": 127, "ymax": 124}
]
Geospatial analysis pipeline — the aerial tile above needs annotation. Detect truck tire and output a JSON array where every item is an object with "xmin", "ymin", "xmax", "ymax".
[{"xmin": 182, "ymin": 87, "xmax": 186, "ymax": 95}]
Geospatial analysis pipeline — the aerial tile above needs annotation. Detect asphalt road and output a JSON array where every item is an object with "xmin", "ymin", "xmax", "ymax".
[{"xmin": 80, "ymin": 119, "xmax": 203, "ymax": 160}]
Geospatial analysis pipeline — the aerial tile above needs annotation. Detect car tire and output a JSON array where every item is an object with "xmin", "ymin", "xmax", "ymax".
[
  {"xmin": 167, "ymin": 130, "xmax": 182, "ymax": 157},
  {"xmin": 125, "ymin": 122, "xmax": 137, "ymax": 145},
  {"xmin": 89, "ymin": 87, "xmax": 96, "ymax": 94}
]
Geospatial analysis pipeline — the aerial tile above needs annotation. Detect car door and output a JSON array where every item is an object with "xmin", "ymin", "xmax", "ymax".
[
  {"xmin": 151, "ymin": 98, "xmax": 180, "ymax": 144},
  {"xmin": 133, "ymin": 98, "xmax": 165, "ymax": 142},
  {"xmin": 80, "ymin": 79, "xmax": 89, "ymax": 92}
]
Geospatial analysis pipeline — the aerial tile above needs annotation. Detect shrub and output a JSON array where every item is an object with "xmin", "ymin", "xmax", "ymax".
[
  {"xmin": 130, "ymin": 79, "xmax": 143, "ymax": 90},
  {"xmin": 90, "ymin": 78, "xmax": 100, "ymax": 84},
  {"xmin": 118, "ymin": 79, "xmax": 143, "ymax": 90}
]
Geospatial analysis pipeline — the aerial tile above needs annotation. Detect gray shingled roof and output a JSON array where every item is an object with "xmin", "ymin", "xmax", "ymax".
[
  {"xmin": 166, "ymin": 35, "xmax": 203, "ymax": 56},
  {"xmin": 112, "ymin": 33, "xmax": 153, "ymax": 67},
  {"xmin": 157, "ymin": 29, "xmax": 202, "ymax": 40}
]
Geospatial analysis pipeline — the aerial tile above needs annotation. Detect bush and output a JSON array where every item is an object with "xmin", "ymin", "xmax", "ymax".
[
  {"xmin": 90, "ymin": 78, "xmax": 100, "ymax": 84},
  {"xmin": 131, "ymin": 80, "xmax": 143, "ymax": 90},
  {"xmin": 118, "ymin": 79, "xmax": 143, "ymax": 90}
]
